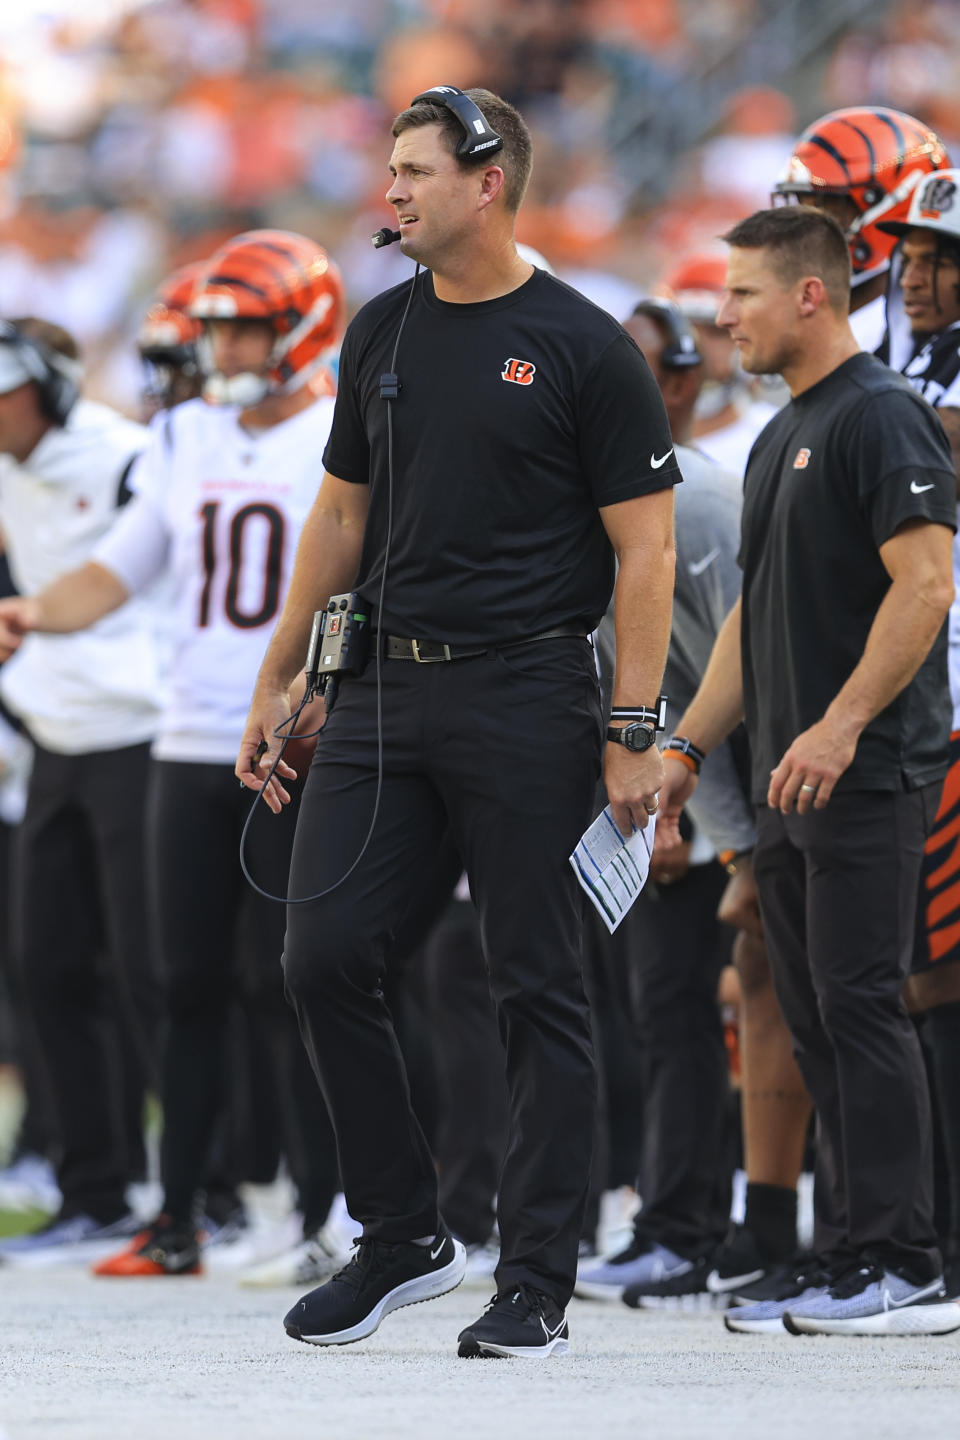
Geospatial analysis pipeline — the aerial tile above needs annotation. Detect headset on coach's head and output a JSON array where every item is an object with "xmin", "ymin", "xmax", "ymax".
[
  {"xmin": 0, "ymin": 320, "xmax": 81, "ymax": 425},
  {"xmin": 629, "ymin": 299, "xmax": 703, "ymax": 370}
]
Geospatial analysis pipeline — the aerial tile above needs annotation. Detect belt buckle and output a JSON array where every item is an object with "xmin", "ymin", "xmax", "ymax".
[{"xmin": 411, "ymin": 638, "xmax": 452, "ymax": 663}]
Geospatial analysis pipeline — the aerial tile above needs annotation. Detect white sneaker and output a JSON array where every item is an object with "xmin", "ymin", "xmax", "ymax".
[
  {"xmin": 460, "ymin": 1239, "xmax": 500, "ymax": 1289},
  {"xmin": 239, "ymin": 1223, "xmax": 349, "ymax": 1289},
  {"xmin": 595, "ymin": 1186, "xmax": 641, "ymax": 1259},
  {"xmin": 325, "ymin": 1192, "xmax": 362, "ymax": 1251},
  {"xmin": 0, "ymin": 1154, "xmax": 61, "ymax": 1214}
]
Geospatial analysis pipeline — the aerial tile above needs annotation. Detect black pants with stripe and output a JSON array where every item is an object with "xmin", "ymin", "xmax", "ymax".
[
  {"xmin": 754, "ymin": 788, "xmax": 942, "ymax": 1280},
  {"xmin": 283, "ymin": 638, "xmax": 602, "ymax": 1308}
]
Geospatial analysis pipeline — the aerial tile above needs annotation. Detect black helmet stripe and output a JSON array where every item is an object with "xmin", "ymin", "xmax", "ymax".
[
  {"xmin": 873, "ymin": 108, "xmax": 908, "ymax": 176},
  {"xmin": 837, "ymin": 118, "xmax": 877, "ymax": 177},
  {"xmin": 201, "ymin": 235, "xmax": 317, "ymax": 309},
  {"xmin": 202, "ymin": 272, "xmax": 270, "ymax": 301},
  {"xmin": 236, "ymin": 236, "xmax": 314, "ymax": 289},
  {"xmin": 806, "ymin": 132, "xmax": 854, "ymax": 186}
]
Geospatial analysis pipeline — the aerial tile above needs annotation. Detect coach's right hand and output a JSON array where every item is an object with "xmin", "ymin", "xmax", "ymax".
[
  {"xmin": 0, "ymin": 596, "xmax": 41, "ymax": 661},
  {"xmin": 235, "ymin": 686, "xmax": 301, "ymax": 814}
]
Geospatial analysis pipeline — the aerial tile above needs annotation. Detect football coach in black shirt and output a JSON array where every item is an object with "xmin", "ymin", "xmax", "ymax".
[
  {"xmin": 236, "ymin": 86, "xmax": 680, "ymax": 1357},
  {"xmin": 659, "ymin": 207, "xmax": 960, "ymax": 1337}
]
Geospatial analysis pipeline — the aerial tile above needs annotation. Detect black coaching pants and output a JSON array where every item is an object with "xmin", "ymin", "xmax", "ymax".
[
  {"xmin": 754, "ymin": 789, "xmax": 942, "ymax": 1279},
  {"xmin": 629, "ymin": 861, "xmax": 733, "ymax": 1256},
  {"xmin": 284, "ymin": 638, "xmax": 602, "ymax": 1307},
  {"xmin": 13, "ymin": 741, "xmax": 159, "ymax": 1221}
]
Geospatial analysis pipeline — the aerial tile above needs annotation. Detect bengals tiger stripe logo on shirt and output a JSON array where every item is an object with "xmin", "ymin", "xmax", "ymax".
[{"xmin": 502, "ymin": 358, "xmax": 536, "ymax": 385}]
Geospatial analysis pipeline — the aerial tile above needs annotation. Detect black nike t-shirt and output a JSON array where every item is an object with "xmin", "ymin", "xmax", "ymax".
[
  {"xmin": 740, "ymin": 351, "xmax": 956, "ymax": 800},
  {"xmin": 322, "ymin": 267, "xmax": 680, "ymax": 644}
]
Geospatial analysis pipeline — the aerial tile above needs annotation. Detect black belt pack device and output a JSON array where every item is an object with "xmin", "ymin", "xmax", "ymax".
[{"xmin": 305, "ymin": 593, "xmax": 370, "ymax": 702}]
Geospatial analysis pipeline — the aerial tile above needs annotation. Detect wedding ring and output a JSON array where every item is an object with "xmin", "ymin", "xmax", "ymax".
[{"xmin": 800, "ymin": 783, "xmax": 817, "ymax": 793}]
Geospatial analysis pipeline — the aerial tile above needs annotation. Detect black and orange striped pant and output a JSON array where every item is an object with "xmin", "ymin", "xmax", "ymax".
[{"xmin": 915, "ymin": 731, "xmax": 960, "ymax": 974}]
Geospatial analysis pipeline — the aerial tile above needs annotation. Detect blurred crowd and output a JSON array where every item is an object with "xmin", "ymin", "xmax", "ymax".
[{"xmin": 0, "ymin": 0, "xmax": 959, "ymax": 408}]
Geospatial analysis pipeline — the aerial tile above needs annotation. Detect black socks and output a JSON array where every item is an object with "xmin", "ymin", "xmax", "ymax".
[{"xmin": 744, "ymin": 1181, "xmax": 798, "ymax": 1261}]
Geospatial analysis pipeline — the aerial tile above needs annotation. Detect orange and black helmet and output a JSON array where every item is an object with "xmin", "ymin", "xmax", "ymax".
[
  {"xmin": 772, "ymin": 107, "xmax": 950, "ymax": 282},
  {"xmin": 189, "ymin": 229, "xmax": 344, "ymax": 399},
  {"xmin": 137, "ymin": 262, "xmax": 205, "ymax": 369},
  {"xmin": 659, "ymin": 253, "xmax": 728, "ymax": 324},
  {"xmin": 137, "ymin": 261, "xmax": 208, "ymax": 413}
]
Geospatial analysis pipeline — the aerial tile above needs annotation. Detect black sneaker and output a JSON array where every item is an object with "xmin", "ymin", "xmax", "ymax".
[
  {"xmin": 706, "ymin": 1225, "xmax": 769, "ymax": 1295},
  {"xmin": 622, "ymin": 1253, "xmax": 719, "ymax": 1311},
  {"xmin": 728, "ymin": 1251, "xmax": 822, "ymax": 1306},
  {"xmin": 458, "ymin": 1283, "xmax": 569, "ymax": 1358},
  {"xmin": 93, "ymin": 1215, "xmax": 202, "ymax": 1276},
  {"xmin": 283, "ymin": 1220, "xmax": 466, "ymax": 1347}
]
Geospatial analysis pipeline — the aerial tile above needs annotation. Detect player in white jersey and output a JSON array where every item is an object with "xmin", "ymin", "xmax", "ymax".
[
  {"xmin": 0, "ymin": 232, "xmax": 347, "ymax": 1277},
  {"xmin": 876, "ymin": 170, "xmax": 960, "ymax": 1296},
  {"xmin": 0, "ymin": 318, "xmax": 160, "ymax": 1263}
]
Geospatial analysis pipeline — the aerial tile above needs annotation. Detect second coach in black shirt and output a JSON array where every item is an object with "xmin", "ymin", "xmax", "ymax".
[
  {"xmin": 237, "ymin": 87, "xmax": 680, "ymax": 1357},
  {"xmin": 660, "ymin": 207, "xmax": 960, "ymax": 1338}
]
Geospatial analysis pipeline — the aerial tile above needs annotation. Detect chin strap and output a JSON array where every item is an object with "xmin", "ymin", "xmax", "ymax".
[{"xmin": 203, "ymin": 371, "xmax": 271, "ymax": 407}]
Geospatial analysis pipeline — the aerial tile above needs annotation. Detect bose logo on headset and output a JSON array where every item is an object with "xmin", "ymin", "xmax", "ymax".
[
  {"xmin": 409, "ymin": 86, "xmax": 504, "ymax": 160},
  {"xmin": 0, "ymin": 319, "xmax": 82, "ymax": 426}
]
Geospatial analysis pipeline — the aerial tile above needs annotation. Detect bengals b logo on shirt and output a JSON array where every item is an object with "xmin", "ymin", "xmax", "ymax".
[
  {"xmin": 502, "ymin": 358, "xmax": 536, "ymax": 385},
  {"xmin": 793, "ymin": 448, "xmax": 812, "ymax": 469}
]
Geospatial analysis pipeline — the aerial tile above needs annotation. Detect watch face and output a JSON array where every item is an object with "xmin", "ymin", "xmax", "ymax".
[{"xmin": 625, "ymin": 723, "xmax": 655, "ymax": 752}]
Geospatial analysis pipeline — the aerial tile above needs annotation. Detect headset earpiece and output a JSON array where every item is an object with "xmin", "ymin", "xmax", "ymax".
[{"xmin": 410, "ymin": 86, "xmax": 503, "ymax": 160}]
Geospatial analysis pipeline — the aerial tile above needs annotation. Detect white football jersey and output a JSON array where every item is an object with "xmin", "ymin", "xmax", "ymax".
[
  {"xmin": 849, "ymin": 293, "xmax": 888, "ymax": 355},
  {"xmin": 96, "ymin": 396, "xmax": 334, "ymax": 764},
  {"xmin": 0, "ymin": 399, "xmax": 163, "ymax": 755},
  {"xmin": 695, "ymin": 400, "xmax": 778, "ymax": 479}
]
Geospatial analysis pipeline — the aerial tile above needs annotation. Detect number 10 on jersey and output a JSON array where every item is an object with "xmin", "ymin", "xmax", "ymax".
[{"xmin": 197, "ymin": 500, "xmax": 286, "ymax": 630}]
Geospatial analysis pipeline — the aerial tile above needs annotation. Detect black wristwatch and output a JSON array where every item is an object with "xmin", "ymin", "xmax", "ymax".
[{"xmin": 606, "ymin": 722, "xmax": 658, "ymax": 753}]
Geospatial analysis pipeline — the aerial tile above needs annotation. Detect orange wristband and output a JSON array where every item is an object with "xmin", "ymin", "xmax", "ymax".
[{"xmin": 667, "ymin": 750, "xmax": 699, "ymax": 775}]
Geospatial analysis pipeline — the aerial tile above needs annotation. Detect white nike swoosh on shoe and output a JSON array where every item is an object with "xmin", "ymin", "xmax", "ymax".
[
  {"xmin": 688, "ymin": 548, "xmax": 721, "ymax": 577},
  {"xmin": 910, "ymin": 481, "xmax": 935, "ymax": 493},
  {"xmin": 540, "ymin": 1315, "xmax": 566, "ymax": 1341},
  {"xmin": 430, "ymin": 1240, "xmax": 446, "ymax": 1261},
  {"xmin": 651, "ymin": 449, "xmax": 674, "ymax": 469},
  {"xmin": 882, "ymin": 1278, "xmax": 943, "ymax": 1309},
  {"xmin": 706, "ymin": 1265, "xmax": 765, "ymax": 1294}
]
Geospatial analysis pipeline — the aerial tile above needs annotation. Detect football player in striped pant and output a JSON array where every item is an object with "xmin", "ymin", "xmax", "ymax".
[{"xmin": 879, "ymin": 167, "xmax": 960, "ymax": 1302}]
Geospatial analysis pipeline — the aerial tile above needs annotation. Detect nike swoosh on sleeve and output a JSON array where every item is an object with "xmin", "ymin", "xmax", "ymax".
[
  {"xmin": 910, "ymin": 481, "xmax": 935, "ymax": 493},
  {"xmin": 650, "ymin": 450, "xmax": 674, "ymax": 469},
  {"xmin": 688, "ymin": 548, "xmax": 721, "ymax": 577}
]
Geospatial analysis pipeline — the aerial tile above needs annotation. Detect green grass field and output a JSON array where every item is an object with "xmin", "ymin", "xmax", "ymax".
[{"xmin": 0, "ymin": 1205, "xmax": 47, "ymax": 1239}]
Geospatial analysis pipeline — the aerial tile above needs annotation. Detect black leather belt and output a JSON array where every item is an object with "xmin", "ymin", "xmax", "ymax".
[{"xmin": 382, "ymin": 624, "xmax": 588, "ymax": 663}]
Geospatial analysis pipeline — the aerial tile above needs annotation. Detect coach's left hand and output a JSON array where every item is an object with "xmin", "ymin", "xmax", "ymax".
[
  {"xmin": 604, "ymin": 741, "xmax": 665, "ymax": 834},
  {"xmin": 768, "ymin": 713, "xmax": 859, "ymax": 815}
]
